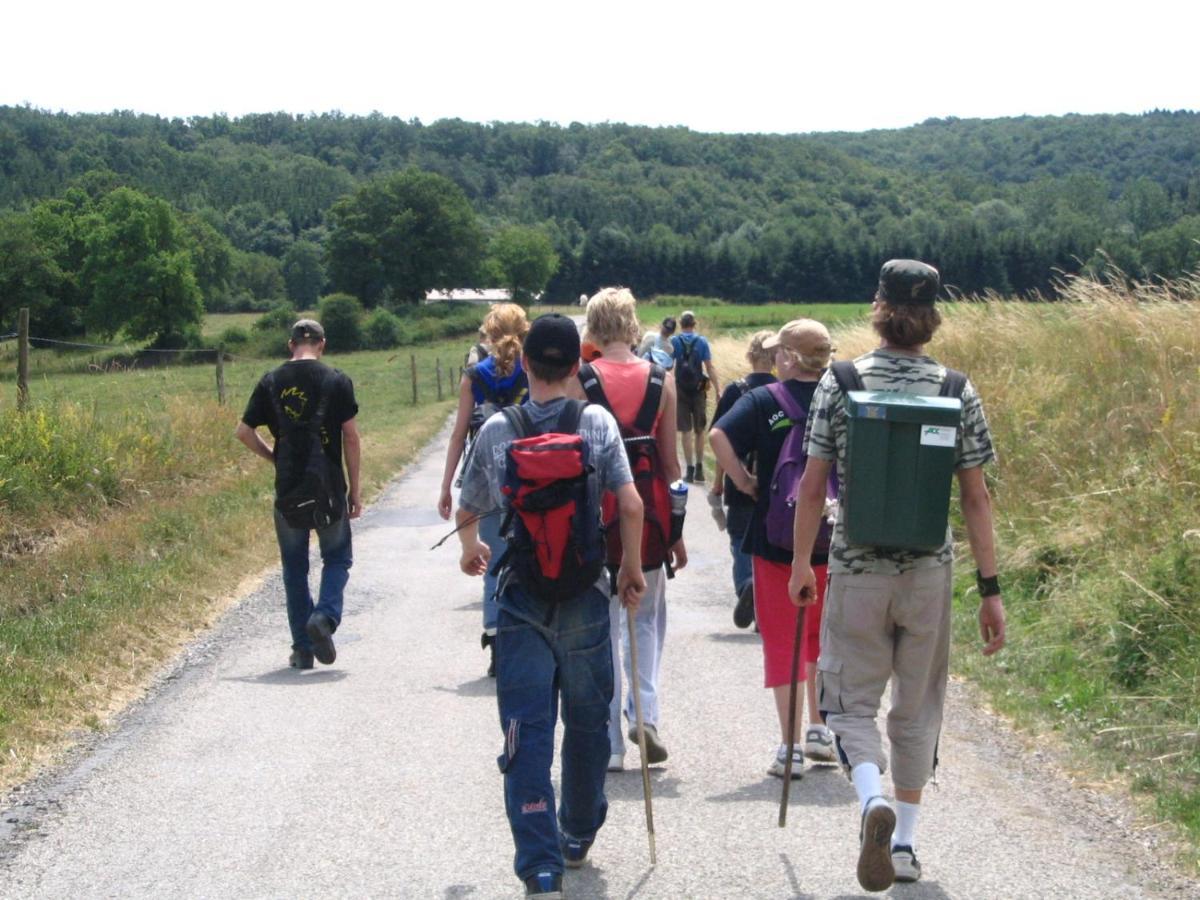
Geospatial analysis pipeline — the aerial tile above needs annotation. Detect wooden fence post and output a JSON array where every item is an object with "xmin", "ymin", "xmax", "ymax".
[
  {"xmin": 411, "ymin": 354, "xmax": 418, "ymax": 406},
  {"xmin": 216, "ymin": 344, "xmax": 226, "ymax": 405},
  {"xmin": 436, "ymin": 358, "xmax": 443, "ymax": 401},
  {"xmin": 17, "ymin": 307, "xmax": 30, "ymax": 412}
]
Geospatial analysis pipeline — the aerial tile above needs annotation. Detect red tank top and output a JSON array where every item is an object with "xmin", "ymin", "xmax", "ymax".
[{"xmin": 590, "ymin": 357, "xmax": 662, "ymax": 428}]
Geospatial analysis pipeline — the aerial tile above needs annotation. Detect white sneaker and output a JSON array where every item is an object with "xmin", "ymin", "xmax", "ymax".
[
  {"xmin": 607, "ymin": 753, "xmax": 625, "ymax": 772},
  {"xmin": 767, "ymin": 743, "xmax": 804, "ymax": 779},
  {"xmin": 892, "ymin": 844, "xmax": 922, "ymax": 883},
  {"xmin": 804, "ymin": 724, "xmax": 837, "ymax": 763}
]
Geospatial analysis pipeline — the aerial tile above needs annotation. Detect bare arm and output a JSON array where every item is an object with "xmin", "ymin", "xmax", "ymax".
[
  {"xmin": 709, "ymin": 427, "xmax": 754, "ymax": 498},
  {"xmin": 456, "ymin": 505, "xmax": 490, "ymax": 576},
  {"xmin": 656, "ymin": 375, "xmax": 681, "ymax": 484},
  {"xmin": 439, "ymin": 376, "xmax": 475, "ymax": 519},
  {"xmin": 787, "ymin": 458, "xmax": 833, "ymax": 606},
  {"xmin": 614, "ymin": 482, "xmax": 646, "ymax": 609},
  {"xmin": 958, "ymin": 464, "xmax": 1005, "ymax": 655},
  {"xmin": 235, "ymin": 421, "xmax": 275, "ymax": 463},
  {"xmin": 342, "ymin": 417, "xmax": 362, "ymax": 519},
  {"xmin": 704, "ymin": 359, "xmax": 721, "ymax": 398}
]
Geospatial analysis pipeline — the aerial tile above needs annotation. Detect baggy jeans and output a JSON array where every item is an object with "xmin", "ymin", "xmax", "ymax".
[
  {"xmin": 817, "ymin": 564, "xmax": 952, "ymax": 791},
  {"xmin": 495, "ymin": 580, "xmax": 613, "ymax": 880},
  {"xmin": 725, "ymin": 502, "xmax": 754, "ymax": 597},
  {"xmin": 273, "ymin": 505, "xmax": 352, "ymax": 652}
]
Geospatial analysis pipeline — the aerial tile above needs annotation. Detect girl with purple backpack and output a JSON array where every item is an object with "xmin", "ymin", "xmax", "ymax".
[{"xmin": 710, "ymin": 319, "xmax": 837, "ymax": 779}]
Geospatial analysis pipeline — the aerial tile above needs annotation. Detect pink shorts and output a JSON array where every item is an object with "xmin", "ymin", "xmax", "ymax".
[{"xmin": 753, "ymin": 556, "xmax": 828, "ymax": 689}]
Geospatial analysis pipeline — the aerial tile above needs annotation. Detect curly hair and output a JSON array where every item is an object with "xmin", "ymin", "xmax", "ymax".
[
  {"xmin": 871, "ymin": 300, "xmax": 942, "ymax": 348},
  {"xmin": 481, "ymin": 303, "xmax": 530, "ymax": 377}
]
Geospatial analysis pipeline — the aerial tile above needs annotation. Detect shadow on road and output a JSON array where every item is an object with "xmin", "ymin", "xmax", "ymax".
[
  {"xmin": 222, "ymin": 668, "xmax": 350, "ymax": 686},
  {"xmin": 605, "ymin": 771, "xmax": 682, "ymax": 801},
  {"xmin": 706, "ymin": 770, "xmax": 852, "ymax": 808},
  {"xmin": 706, "ymin": 631, "xmax": 760, "ymax": 644},
  {"xmin": 453, "ymin": 601, "xmax": 484, "ymax": 612},
  {"xmin": 433, "ymin": 676, "xmax": 496, "ymax": 698},
  {"xmin": 779, "ymin": 852, "xmax": 819, "ymax": 899}
]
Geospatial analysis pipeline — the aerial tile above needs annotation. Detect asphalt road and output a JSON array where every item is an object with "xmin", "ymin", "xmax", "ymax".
[{"xmin": 0, "ymin": 420, "xmax": 1194, "ymax": 899}]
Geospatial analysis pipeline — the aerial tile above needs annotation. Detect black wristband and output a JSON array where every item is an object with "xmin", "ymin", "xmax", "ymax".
[{"xmin": 976, "ymin": 570, "xmax": 1001, "ymax": 597}]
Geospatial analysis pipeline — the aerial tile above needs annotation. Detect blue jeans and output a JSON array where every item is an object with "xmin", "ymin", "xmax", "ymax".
[
  {"xmin": 726, "ymin": 502, "xmax": 754, "ymax": 596},
  {"xmin": 495, "ymin": 579, "xmax": 613, "ymax": 881},
  {"xmin": 273, "ymin": 505, "xmax": 352, "ymax": 651},
  {"xmin": 479, "ymin": 510, "xmax": 504, "ymax": 633}
]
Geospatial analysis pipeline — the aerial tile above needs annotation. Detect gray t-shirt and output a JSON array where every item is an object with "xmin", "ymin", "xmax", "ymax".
[
  {"xmin": 459, "ymin": 395, "xmax": 633, "ymax": 521},
  {"xmin": 805, "ymin": 349, "xmax": 996, "ymax": 576}
]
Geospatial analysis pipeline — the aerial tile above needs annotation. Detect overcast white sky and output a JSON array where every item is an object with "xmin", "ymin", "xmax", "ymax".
[{"xmin": 4, "ymin": 0, "xmax": 1196, "ymax": 134}]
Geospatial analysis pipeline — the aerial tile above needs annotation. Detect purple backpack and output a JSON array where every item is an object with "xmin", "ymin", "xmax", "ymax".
[{"xmin": 762, "ymin": 381, "xmax": 838, "ymax": 554}]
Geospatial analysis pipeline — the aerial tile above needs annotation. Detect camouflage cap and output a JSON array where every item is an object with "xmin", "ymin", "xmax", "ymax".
[{"xmin": 878, "ymin": 259, "xmax": 940, "ymax": 305}]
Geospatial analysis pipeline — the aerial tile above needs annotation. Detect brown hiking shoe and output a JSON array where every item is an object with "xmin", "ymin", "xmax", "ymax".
[{"xmin": 857, "ymin": 800, "xmax": 896, "ymax": 892}]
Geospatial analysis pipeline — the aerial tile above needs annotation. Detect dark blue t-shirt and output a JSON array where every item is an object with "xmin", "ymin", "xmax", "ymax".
[
  {"xmin": 713, "ymin": 378, "xmax": 821, "ymax": 565},
  {"xmin": 712, "ymin": 373, "xmax": 778, "ymax": 508}
]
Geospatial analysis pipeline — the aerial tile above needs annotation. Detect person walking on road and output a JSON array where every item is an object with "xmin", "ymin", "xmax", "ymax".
[
  {"xmin": 236, "ymin": 319, "xmax": 362, "ymax": 669},
  {"xmin": 671, "ymin": 310, "xmax": 720, "ymax": 484},
  {"xmin": 709, "ymin": 330, "xmax": 777, "ymax": 629},
  {"xmin": 788, "ymin": 260, "xmax": 1006, "ymax": 892},
  {"xmin": 455, "ymin": 313, "xmax": 646, "ymax": 898},
  {"xmin": 710, "ymin": 320, "xmax": 838, "ymax": 780},
  {"xmin": 571, "ymin": 288, "xmax": 687, "ymax": 773},
  {"xmin": 439, "ymin": 303, "xmax": 530, "ymax": 677},
  {"xmin": 637, "ymin": 316, "xmax": 677, "ymax": 370}
]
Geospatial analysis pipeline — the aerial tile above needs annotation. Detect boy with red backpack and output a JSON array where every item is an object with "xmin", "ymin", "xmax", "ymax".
[
  {"xmin": 571, "ymin": 288, "xmax": 687, "ymax": 772},
  {"xmin": 710, "ymin": 319, "xmax": 839, "ymax": 779},
  {"xmin": 455, "ymin": 313, "xmax": 646, "ymax": 898}
]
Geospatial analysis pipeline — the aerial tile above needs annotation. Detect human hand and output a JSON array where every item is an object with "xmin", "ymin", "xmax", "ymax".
[
  {"xmin": 707, "ymin": 493, "xmax": 727, "ymax": 531},
  {"xmin": 617, "ymin": 564, "xmax": 646, "ymax": 611},
  {"xmin": 669, "ymin": 540, "xmax": 688, "ymax": 572},
  {"xmin": 438, "ymin": 486, "xmax": 452, "ymax": 520},
  {"xmin": 736, "ymin": 471, "xmax": 758, "ymax": 501},
  {"xmin": 459, "ymin": 540, "xmax": 491, "ymax": 577},
  {"xmin": 979, "ymin": 595, "xmax": 1006, "ymax": 656},
  {"xmin": 787, "ymin": 563, "xmax": 816, "ymax": 607},
  {"xmin": 348, "ymin": 491, "xmax": 363, "ymax": 519}
]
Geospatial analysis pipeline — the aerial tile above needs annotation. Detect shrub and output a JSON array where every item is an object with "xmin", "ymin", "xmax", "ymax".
[
  {"xmin": 253, "ymin": 301, "xmax": 298, "ymax": 333},
  {"xmin": 318, "ymin": 293, "xmax": 364, "ymax": 352},
  {"xmin": 363, "ymin": 308, "xmax": 403, "ymax": 350},
  {"xmin": 218, "ymin": 326, "xmax": 250, "ymax": 346}
]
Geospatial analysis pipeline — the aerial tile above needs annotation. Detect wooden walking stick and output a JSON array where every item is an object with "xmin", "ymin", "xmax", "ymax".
[
  {"xmin": 778, "ymin": 604, "xmax": 805, "ymax": 827},
  {"xmin": 627, "ymin": 612, "xmax": 658, "ymax": 865}
]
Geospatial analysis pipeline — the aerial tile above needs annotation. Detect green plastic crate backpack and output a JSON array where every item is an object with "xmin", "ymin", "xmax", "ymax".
[{"xmin": 830, "ymin": 362, "xmax": 967, "ymax": 551}]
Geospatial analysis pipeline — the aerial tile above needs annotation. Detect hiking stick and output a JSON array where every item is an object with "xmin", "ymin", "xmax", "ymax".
[
  {"xmin": 627, "ymin": 611, "xmax": 657, "ymax": 865},
  {"xmin": 779, "ymin": 604, "xmax": 805, "ymax": 827}
]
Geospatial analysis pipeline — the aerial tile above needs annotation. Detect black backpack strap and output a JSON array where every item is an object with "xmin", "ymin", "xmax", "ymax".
[
  {"xmin": 939, "ymin": 367, "xmax": 968, "ymax": 399},
  {"xmin": 830, "ymin": 360, "xmax": 865, "ymax": 396},
  {"xmin": 467, "ymin": 363, "xmax": 501, "ymax": 405},
  {"xmin": 577, "ymin": 363, "xmax": 610, "ymax": 410},
  {"xmin": 500, "ymin": 404, "xmax": 534, "ymax": 439},
  {"xmin": 555, "ymin": 398, "xmax": 587, "ymax": 435},
  {"xmin": 264, "ymin": 371, "xmax": 287, "ymax": 433},
  {"xmin": 309, "ymin": 369, "xmax": 337, "ymax": 435},
  {"xmin": 631, "ymin": 364, "xmax": 665, "ymax": 435}
]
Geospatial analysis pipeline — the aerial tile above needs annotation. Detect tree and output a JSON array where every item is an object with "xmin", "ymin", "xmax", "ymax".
[
  {"xmin": 282, "ymin": 240, "xmax": 327, "ymax": 307},
  {"xmin": 326, "ymin": 168, "xmax": 484, "ymax": 305},
  {"xmin": 180, "ymin": 213, "xmax": 233, "ymax": 307},
  {"xmin": 82, "ymin": 187, "xmax": 202, "ymax": 343},
  {"xmin": 486, "ymin": 225, "xmax": 559, "ymax": 304},
  {"xmin": 0, "ymin": 211, "xmax": 65, "ymax": 332}
]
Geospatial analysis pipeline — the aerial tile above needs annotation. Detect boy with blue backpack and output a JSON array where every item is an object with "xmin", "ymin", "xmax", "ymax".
[
  {"xmin": 455, "ymin": 313, "xmax": 646, "ymax": 898},
  {"xmin": 789, "ymin": 260, "xmax": 1006, "ymax": 892},
  {"xmin": 671, "ymin": 310, "xmax": 721, "ymax": 483}
]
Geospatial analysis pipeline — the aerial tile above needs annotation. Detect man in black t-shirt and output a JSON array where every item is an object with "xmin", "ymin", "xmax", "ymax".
[{"xmin": 236, "ymin": 319, "xmax": 362, "ymax": 669}]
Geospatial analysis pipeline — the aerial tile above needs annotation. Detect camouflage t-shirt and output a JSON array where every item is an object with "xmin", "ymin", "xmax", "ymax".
[{"xmin": 804, "ymin": 349, "xmax": 995, "ymax": 576}]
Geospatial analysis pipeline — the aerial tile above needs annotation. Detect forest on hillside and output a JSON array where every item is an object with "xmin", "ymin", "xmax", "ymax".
[{"xmin": 2, "ymin": 105, "xmax": 1199, "ymax": 327}]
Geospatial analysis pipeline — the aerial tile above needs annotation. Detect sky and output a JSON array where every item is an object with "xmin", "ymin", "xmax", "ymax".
[{"xmin": 4, "ymin": 0, "xmax": 1197, "ymax": 135}]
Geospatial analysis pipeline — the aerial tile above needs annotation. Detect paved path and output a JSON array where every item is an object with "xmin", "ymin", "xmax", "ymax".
[{"xmin": 0, "ymin": 421, "xmax": 1193, "ymax": 898}]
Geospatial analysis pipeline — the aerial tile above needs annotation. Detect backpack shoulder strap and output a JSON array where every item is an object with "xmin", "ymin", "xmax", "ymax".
[
  {"xmin": 309, "ymin": 369, "xmax": 337, "ymax": 433},
  {"xmin": 631, "ymin": 364, "xmax": 665, "ymax": 435},
  {"xmin": 764, "ymin": 380, "xmax": 806, "ymax": 422},
  {"xmin": 577, "ymin": 363, "xmax": 611, "ymax": 411},
  {"xmin": 939, "ymin": 367, "xmax": 968, "ymax": 399},
  {"xmin": 500, "ymin": 404, "xmax": 534, "ymax": 439},
  {"xmin": 556, "ymin": 398, "xmax": 587, "ymax": 435},
  {"xmin": 830, "ymin": 360, "xmax": 865, "ymax": 396}
]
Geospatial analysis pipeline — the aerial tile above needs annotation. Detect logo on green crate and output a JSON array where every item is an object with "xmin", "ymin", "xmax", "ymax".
[{"xmin": 919, "ymin": 425, "xmax": 957, "ymax": 448}]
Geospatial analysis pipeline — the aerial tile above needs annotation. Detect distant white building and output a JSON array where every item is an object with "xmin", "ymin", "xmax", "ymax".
[{"xmin": 424, "ymin": 288, "xmax": 542, "ymax": 304}]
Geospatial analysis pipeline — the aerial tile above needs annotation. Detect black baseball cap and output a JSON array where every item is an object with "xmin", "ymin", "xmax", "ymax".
[
  {"xmin": 878, "ymin": 259, "xmax": 940, "ymax": 305},
  {"xmin": 523, "ymin": 313, "xmax": 580, "ymax": 366}
]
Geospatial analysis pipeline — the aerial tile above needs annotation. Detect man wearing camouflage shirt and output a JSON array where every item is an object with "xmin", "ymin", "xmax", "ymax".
[{"xmin": 788, "ymin": 260, "xmax": 1006, "ymax": 892}]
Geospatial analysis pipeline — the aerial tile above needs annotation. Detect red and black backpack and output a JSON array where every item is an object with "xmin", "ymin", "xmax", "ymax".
[{"xmin": 578, "ymin": 362, "xmax": 673, "ymax": 573}]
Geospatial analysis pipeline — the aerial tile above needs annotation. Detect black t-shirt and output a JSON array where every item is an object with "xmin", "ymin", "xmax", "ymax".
[
  {"xmin": 242, "ymin": 359, "xmax": 359, "ymax": 497},
  {"xmin": 712, "ymin": 378, "xmax": 821, "ymax": 565},
  {"xmin": 712, "ymin": 372, "xmax": 778, "ymax": 508}
]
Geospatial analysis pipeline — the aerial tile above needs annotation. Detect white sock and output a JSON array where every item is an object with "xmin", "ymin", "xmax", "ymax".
[
  {"xmin": 851, "ymin": 763, "xmax": 886, "ymax": 813},
  {"xmin": 894, "ymin": 801, "xmax": 920, "ymax": 849}
]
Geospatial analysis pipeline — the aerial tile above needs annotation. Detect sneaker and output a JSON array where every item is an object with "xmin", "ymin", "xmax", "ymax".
[
  {"xmin": 289, "ymin": 648, "xmax": 314, "ymax": 670},
  {"xmin": 524, "ymin": 871, "xmax": 563, "ymax": 898},
  {"xmin": 481, "ymin": 632, "xmax": 496, "ymax": 678},
  {"xmin": 561, "ymin": 834, "xmax": 592, "ymax": 868},
  {"xmin": 607, "ymin": 753, "xmax": 625, "ymax": 772},
  {"xmin": 733, "ymin": 582, "xmax": 755, "ymax": 629},
  {"xmin": 804, "ymin": 724, "xmax": 837, "ymax": 763},
  {"xmin": 891, "ymin": 844, "xmax": 922, "ymax": 883},
  {"xmin": 685, "ymin": 464, "xmax": 695, "ymax": 483},
  {"xmin": 627, "ymin": 723, "xmax": 669, "ymax": 764},
  {"xmin": 305, "ymin": 612, "xmax": 337, "ymax": 665},
  {"xmin": 857, "ymin": 799, "xmax": 897, "ymax": 892},
  {"xmin": 767, "ymin": 743, "xmax": 805, "ymax": 779}
]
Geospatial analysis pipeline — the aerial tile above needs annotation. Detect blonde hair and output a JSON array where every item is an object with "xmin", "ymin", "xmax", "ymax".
[
  {"xmin": 586, "ymin": 287, "xmax": 642, "ymax": 347},
  {"xmin": 746, "ymin": 330, "xmax": 775, "ymax": 368},
  {"xmin": 481, "ymin": 303, "xmax": 529, "ymax": 377}
]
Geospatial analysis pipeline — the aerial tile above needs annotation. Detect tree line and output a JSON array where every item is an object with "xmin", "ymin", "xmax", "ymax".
[{"xmin": 3, "ymin": 106, "xmax": 1200, "ymax": 340}]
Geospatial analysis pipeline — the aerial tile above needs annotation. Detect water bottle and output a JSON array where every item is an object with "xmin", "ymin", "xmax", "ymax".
[{"xmin": 669, "ymin": 479, "xmax": 688, "ymax": 544}]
